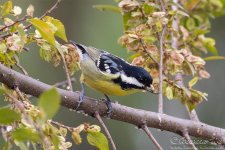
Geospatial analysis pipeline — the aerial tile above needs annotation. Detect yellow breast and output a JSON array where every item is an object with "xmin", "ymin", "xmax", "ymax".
[{"xmin": 81, "ymin": 74, "xmax": 139, "ymax": 96}]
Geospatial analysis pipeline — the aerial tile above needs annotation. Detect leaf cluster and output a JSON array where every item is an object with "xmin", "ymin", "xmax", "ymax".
[
  {"xmin": 96, "ymin": 0, "xmax": 225, "ymax": 110},
  {"xmin": 0, "ymin": 1, "xmax": 108, "ymax": 150}
]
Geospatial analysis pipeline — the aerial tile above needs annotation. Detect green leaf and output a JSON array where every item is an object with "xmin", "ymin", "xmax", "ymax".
[
  {"xmin": 72, "ymin": 131, "xmax": 82, "ymax": 145},
  {"xmin": 213, "ymin": 0, "xmax": 225, "ymax": 16},
  {"xmin": 155, "ymin": 21, "xmax": 162, "ymax": 32},
  {"xmin": 29, "ymin": 18, "xmax": 56, "ymax": 46},
  {"xmin": 165, "ymin": 86, "xmax": 173, "ymax": 100},
  {"xmin": 127, "ymin": 53, "xmax": 141, "ymax": 61},
  {"xmin": 0, "ymin": 43, "xmax": 7, "ymax": 53},
  {"xmin": 51, "ymin": 18, "xmax": 68, "ymax": 42},
  {"xmin": 186, "ymin": 101, "xmax": 197, "ymax": 112},
  {"xmin": 43, "ymin": 16, "xmax": 68, "ymax": 42},
  {"xmin": 1, "ymin": 1, "xmax": 12, "ymax": 16},
  {"xmin": 186, "ymin": 89, "xmax": 207, "ymax": 111},
  {"xmin": 186, "ymin": 18, "xmax": 196, "ymax": 30},
  {"xmin": 143, "ymin": 3, "xmax": 155, "ymax": 15},
  {"xmin": 192, "ymin": 29, "xmax": 208, "ymax": 38},
  {"xmin": 11, "ymin": 127, "xmax": 40, "ymax": 142},
  {"xmin": 188, "ymin": 77, "xmax": 198, "ymax": 88},
  {"xmin": 51, "ymin": 134, "xmax": 60, "ymax": 150},
  {"xmin": 207, "ymin": 44, "xmax": 218, "ymax": 56},
  {"xmin": 93, "ymin": 5, "xmax": 120, "ymax": 13},
  {"xmin": 38, "ymin": 88, "xmax": 61, "ymax": 121},
  {"xmin": 203, "ymin": 56, "xmax": 225, "ymax": 61},
  {"xmin": 203, "ymin": 37, "xmax": 218, "ymax": 55},
  {"xmin": 87, "ymin": 132, "xmax": 109, "ymax": 150},
  {"xmin": 0, "ymin": 107, "xmax": 21, "ymax": 124},
  {"xmin": 123, "ymin": 12, "xmax": 131, "ymax": 31},
  {"xmin": 40, "ymin": 48, "xmax": 51, "ymax": 62}
]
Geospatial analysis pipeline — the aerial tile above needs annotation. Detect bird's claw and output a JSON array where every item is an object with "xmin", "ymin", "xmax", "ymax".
[
  {"xmin": 76, "ymin": 82, "xmax": 85, "ymax": 111},
  {"xmin": 102, "ymin": 95, "xmax": 113, "ymax": 118},
  {"xmin": 75, "ymin": 94, "xmax": 83, "ymax": 110}
]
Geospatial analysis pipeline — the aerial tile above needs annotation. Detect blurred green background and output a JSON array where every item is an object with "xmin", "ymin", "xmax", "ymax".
[{"xmin": 1, "ymin": 0, "xmax": 225, "ymax": 149}]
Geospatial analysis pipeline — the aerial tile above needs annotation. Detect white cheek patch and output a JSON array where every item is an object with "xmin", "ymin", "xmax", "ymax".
[{"xmin": 121, "ymin": 74, "xmax": 144, "ymax": 88}]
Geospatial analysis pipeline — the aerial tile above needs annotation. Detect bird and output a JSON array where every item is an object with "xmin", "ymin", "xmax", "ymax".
[{"xmin": 71, "ymin": 41, "xmax": 154, "ymax": 116}]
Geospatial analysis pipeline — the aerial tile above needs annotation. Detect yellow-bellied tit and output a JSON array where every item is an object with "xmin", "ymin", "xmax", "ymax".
[{"xmin": 71, "ymin": 41, "xmax": 154, "ymax": 116}]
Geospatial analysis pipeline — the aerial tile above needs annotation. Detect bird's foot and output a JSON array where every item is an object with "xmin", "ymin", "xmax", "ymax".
[
  {"xmin": 75, "ymin": 82, "xmax": 85, "ymax": 111},
  {"xmin": 102, "ymin": 94, "xmax": 113, "ymax": 118}
]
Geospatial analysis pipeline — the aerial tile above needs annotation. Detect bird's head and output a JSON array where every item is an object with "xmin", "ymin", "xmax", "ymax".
[
  {"xmin": 121, "ymin": 66, "xmax": 154, "ymax": 93},
  {"xmin": 134, "ymin": 67, "xmax": 153, "ymax": 92}
]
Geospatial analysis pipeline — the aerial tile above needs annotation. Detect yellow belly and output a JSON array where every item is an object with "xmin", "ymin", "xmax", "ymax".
[{"xmin": 82, "ymin": 75, "xmax": 139, "ymax": 96}]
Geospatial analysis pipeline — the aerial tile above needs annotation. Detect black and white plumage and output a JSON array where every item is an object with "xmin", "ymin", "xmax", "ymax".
[
  {"xmin": 97, "ymin": 53, "xmax": 153, "ymax": 90},
  {"xmin": 71, "ymin": 41, "xmax": 153, "ymax": 96}
]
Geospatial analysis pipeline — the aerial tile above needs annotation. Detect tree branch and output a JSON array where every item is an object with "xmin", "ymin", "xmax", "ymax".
[
  {"xmin": 158, "ymin": 0, "xmax": 167, "ymax": 114},
  {"xmin": 61, "ymin": 55, "xmax": 73, "ymax": 91},
  {"xmin": 53, "ymin": 78, "xmax": 76, "ymax": 88},
  {"xmin": 158, "ymin": 26, "xmax": 166, "ymax": 114},
  {"xmin": 141, "ymin": 125, "xmax": 162, "ymax": 150},
  {"xmin": 182, "ymin": 129, "xmax": 198, "ymax": 150},
  {"xmin": 0, "ymin": 64, "xmax": 225, "ymax": 146}
]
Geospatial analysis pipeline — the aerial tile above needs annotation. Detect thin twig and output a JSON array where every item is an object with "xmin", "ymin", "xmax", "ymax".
[
  {"xmin": 158, "ymin": 26, "xmax": 166, "ymax": 114},
  {"xmin": 0, "ymin": 16, "xmax": 28, "ymax": 32},
  {"xmin": 61, "ymin": 56, "xmax": 73, "ymax": 91},
  {"xmin": 27, "ymin": 78, "xmax": 76, "ymax": 99},
  {"xmin": 50, "ymin": 120, "xmax": 73, "ymax": 131},
  {"xmin": 183, "ymin": 129, "xmax": 198, "ymax": 150},
  {"xmin": 14, "ymin": 86, "xmax": 26, "ymax": 101},
  {"xmin": 139, "ymin": 39, "xmax": 159, "ymax": 65},
  {"xmin": 159, "ymin": 0, "xmax": 166, "ymax": 12},
  {"xmin": 171, "ymin": 0, "xmax": 179, "ymax": 49},
  {"xmin": 53, "ymin": 78, "xmax": 76, "ymax": 88},
  {"xmin": 95, "ymin": 111, "xmax": 117, "ymax": 150},
  {"xmin": 15, "ymin": 63, "xmax": 28, "ymax": 76},
  {"xmin": 141, "ymin": 125, "xmax": 163, "ymax": 150},
  {"xmin": 185, "ymin": 105, "xmax": 199, "ymax": 122},
  {"xmin": 158, "ymin": 0, "xmax": 167, "ymax": 114}
]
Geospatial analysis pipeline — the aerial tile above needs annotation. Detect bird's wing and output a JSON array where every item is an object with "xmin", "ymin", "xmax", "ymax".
[
  {"xmin": 96, "ymin": 53, "xmax": 129, "ymax": 76},
  {"xmin": 84, "ymin": 46, "xmax": 103, "ymax": 62}
]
